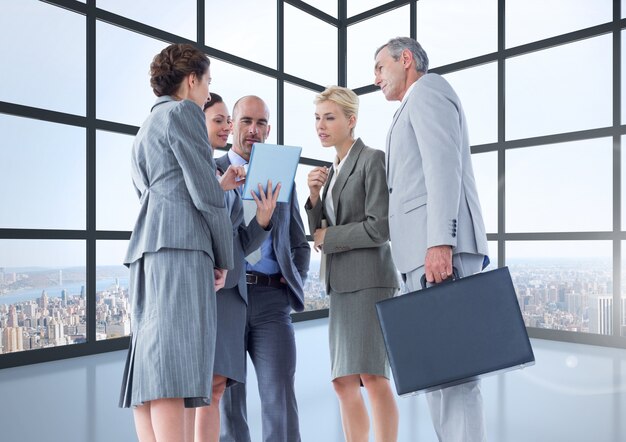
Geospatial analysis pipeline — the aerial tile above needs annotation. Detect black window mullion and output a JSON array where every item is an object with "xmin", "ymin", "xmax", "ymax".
[
  {"xmin": 497, "ymin": 0, "xmax": 505, "ymax": 268},
  {"xmin": 197, "ymin": 0, "xmax": 204, "ymax": 46},
  {"xmin": 86, "ymin": 0, "xmax": 97, "ymax": 345},
  {"xmin": 613, "ymin": 0, "xmax": 622, "ymax": 337},
  {"xmin": 338, "ymin": 0, "xmax": 347, "ymax": 87},
  {"xmin": 278, "ymin": 0, "xmax": 285, "ymax": 145},
  {"xmin": 410, "ymin": 0, "xmax": 416, "ymax": 40}
]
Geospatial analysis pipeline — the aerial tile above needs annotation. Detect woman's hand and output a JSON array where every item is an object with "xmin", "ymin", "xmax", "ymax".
[
  {"xmin": 214, "ymin": 268, "xmax": 228, "ymax": 291},
  {"xmin": 251, "ymin": 180, "xmax": 281, "ymax": 228},
  {"xmin": 219, "ymin": 165, "xmax": 246, "ymax": 191},
  {"xmin": 313, "ymin": 227, "xmax": 327, "ymax": 252},
  {"xmin": 307, "ymin": 166, "xmax": 329, "ymax": 206}
]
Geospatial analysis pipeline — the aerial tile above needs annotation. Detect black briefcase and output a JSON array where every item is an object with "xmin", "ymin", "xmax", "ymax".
[{"xmin": 376, "ymin": 266, "xmax": 535, "ymax": 396}]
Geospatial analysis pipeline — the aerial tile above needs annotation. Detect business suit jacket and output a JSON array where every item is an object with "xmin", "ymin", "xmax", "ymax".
[
  {"xmin": 305, "ymin": 139, "xmax": 399, "ymax": 294},
  {"xmin": 386, "ymin": 73, "xmax": 488, "ymax": 274},
  {"xmin": 217, "ymin": 151, "xmax": 311, "ymax": 312},
  {"xmin": 124, "ymin": 96, "xmax": 233, "ymax": 271},
  {"xmin": 215, "ymin": 154, "xmax": 271, "ymax": 304}
]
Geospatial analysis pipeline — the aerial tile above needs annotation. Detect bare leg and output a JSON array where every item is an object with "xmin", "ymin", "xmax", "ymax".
[
  {"xmin": 361, "ymin": 374, "xmax": 399, "ymax": 442},
  {"xmin": 332, "ymin": 374, "xmax": 370, "ymax": 442},
  {"xmin": 184, "ymin": 408, "xmax": 196, "ymax": 442},
  {"xmin": 150, "ymin": 398, "xmax": 186, "ymax": 442},
  {"xmin": 195, "ymin": 375, "xmax": 228, "ymax": 442},
  {"xmin": 134, "ymin": 402, "xmax": 157, "ymax": 442}
]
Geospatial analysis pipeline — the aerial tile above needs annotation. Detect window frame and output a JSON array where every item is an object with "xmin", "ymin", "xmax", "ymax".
[{"xmin": 1, "ymin": 0, "xmax": 625, "ymax": 370}]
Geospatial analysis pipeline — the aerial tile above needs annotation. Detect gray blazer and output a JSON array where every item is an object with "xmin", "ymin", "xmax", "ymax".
[
  {"xmin": 217, "ymin": 151, "xmax": 311, "ymax": 312},
  {"xmin": 386, "ymin": 74, "xmax": 489, "ymax": 273},
  {"xmin": 124, "ymin": 96, "xmax": 233, "ymax": 271},
  {"xmin": 215, "ymin": 154, "xmax": 271, "ymax": 304},
  {"xmin": 305, "ymin": 139, "xmax": 399, "ymax": 294}
]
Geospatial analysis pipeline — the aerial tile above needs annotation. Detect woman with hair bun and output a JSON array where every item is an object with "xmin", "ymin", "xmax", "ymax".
[{"xmin": 119, "ymin": 43, "xmax": 234, "ymax": 442}]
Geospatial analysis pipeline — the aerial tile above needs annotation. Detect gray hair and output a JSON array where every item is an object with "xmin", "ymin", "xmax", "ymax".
[{"xmin": 375, "ymin": 37, "xmax": 429, "ymax": 73}]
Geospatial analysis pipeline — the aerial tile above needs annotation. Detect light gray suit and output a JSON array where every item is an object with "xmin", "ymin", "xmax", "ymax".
[
  {"xmin": 119, "ymin": 96, "xmax": 233, "ymax": 408},
  {"xmin": 386, "ymin": 74, "xmax": 488, "ymax": 441}
]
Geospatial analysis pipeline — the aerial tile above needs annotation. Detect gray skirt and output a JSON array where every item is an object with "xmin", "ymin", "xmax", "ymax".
[
  {"xmin": 329, "ymin": 287, "xmax": 396, "ymax": 380},
  {"xmin": 119, "ymin": 248, "xmax": 216, "ymax": 408},
  {"xmin": 213, "ymin": 287, "xmax": 247, "ymax": 386}
]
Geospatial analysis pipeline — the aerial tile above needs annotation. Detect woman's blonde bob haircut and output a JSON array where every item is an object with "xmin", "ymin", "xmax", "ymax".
[{"xmin": 314, "ymin": 86, "xmax": 359, "ymax": 135}]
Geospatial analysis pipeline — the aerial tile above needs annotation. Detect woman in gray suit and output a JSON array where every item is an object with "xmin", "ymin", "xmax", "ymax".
[
  {"xmin": 119, "ymin": 44, "xmax": 234, "ymax": 442},
  {"xmin": 305, "ymin": 86, "xmax": 400, "ymax": 442}
]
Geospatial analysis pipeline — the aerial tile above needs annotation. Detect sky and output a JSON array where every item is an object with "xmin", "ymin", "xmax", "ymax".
[{"xmin": 0, "ymin": 0, "xmax": 621, "ymax": 267}]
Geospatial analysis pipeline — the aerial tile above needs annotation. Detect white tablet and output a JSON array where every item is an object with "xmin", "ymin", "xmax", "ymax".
[{"xmin": 241, "ymin": 143, "xmax": 302, "ymax": 203}]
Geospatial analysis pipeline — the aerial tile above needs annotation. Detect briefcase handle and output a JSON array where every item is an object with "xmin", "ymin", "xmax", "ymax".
[{"xmin": 420, "ymin": 267, "xmax": 460, "ymax": 289}]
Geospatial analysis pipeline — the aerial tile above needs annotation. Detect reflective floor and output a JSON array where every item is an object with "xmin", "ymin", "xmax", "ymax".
[{"xmin": 0, "ymin": 318, "xmax": 624, "ymax": 441}]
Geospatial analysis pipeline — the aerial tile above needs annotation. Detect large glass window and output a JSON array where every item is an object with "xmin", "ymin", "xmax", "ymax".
[
  {"xmin": 210, "ymin": 60, "xmax": 278, "ymax": 145},
  {"xmin": 443, "ymin": 62, "xmax": 498, "ymax": 146},
  {"xmin": 416, "ymin": 0, "xmax": 497, "ymax": 68},
  {"xmin": 0, "ymin": 240, "xmax": 87, "ymax": 354},
  {"xmin": 284, "ymin": 83, "xmax": 333, "ymax": 162},
  {"xmin": 96, "ymin": 131, "xmax": 137, "ymax": 232},
  {"xmin": 347, "ymin": 6, "xmax": 410, "ymax": 88},
  {"xmin": 471, "ymin": 151, "xmax": 498, "ymax": 235},
  {"xmin": 506, "ymin": 0, "xmax": 612, "ymax": 48},
  {"xmin": 205, "ymin": 0, "xmax": 277, "ymax": 69},
  {"xmin": 96, "ymin": 241, "xmax": 130, "ymax": 341},
  {"xmin": 347, "ymin": 0, "xmax": 387, "ymax": 18},
  {"xmin": 0, "ymin": 115, "xmax": 86, "ymax": 230},
  {"xmin": 506, "ymin": 34, "xmax": 612, "ymax": 140},
  {"xmin": 284, "ymin": 4, "xmax": 337, "ymax": 87},
  {"xmin": 96, "ymin": 22, "xmax": 166, "ymax": 126},
  {"xmin": 505, "ymin": 139, "xmax": 612, "ymax": 233},
  {"xmin": 0, "ymin": 0, "xmax": 85, "ymax": 115},
  {"xmin": 97, "ymin": 0, "xmax": 197, "ymax": 40},
  {"xmin": 303, "ymin": 242, "xmax": 329, "ymax": 310},
  {"xmin": 356, "ymin": 91, "xmax": 399, "ymax": 153},
  {"xmin": 507, "ymin": 241, "xmax": 612, "ymax": 334},
  {"xmin": 310, "ymin": 0, "xmax": 337, "ymax": 18},
  {"xmin": 1, "ymin": 0, "xmax": 625, "ymax": 366},
  {"xmin": 294, "ymin": 164, "xmax": 316, "ymax": 237}
]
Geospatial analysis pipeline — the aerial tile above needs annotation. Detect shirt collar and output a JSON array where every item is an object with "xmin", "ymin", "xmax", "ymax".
[
  {"xmin": 400, "ymin": 80, "xmax": 419, "ymax": 105},
  {"xmin": 227, "ymin": 148, "xmax": 248, "ymax": 167},
  {"xmin": 334, "ymin": 139, "xmax": 357, "ymax": 171}
]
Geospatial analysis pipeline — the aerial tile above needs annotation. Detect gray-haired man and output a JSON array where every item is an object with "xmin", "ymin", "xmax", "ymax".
[{"xmin": 375, "ymin": 36, "xmax": 490, "ymax": 442}]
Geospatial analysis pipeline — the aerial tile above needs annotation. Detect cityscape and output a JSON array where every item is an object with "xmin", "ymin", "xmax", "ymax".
[{"xmin": 1, "ymin": 258, "xmax": 626, "ymax": 355}]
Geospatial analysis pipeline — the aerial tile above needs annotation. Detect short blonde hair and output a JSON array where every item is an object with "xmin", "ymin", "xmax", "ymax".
[{"xmin": 314, "ymin": 85, "xmax": 359, "ymax": 121}]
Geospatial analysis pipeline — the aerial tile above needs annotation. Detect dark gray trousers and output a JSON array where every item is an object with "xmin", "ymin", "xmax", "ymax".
[{"xmin": 219, "ymin": 284, "xmax": 300, "ymax": 442}]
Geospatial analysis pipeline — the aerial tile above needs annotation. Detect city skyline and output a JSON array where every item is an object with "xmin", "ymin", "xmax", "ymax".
[{"xmin": 3, "ymin": 257, "xmax": 626, "ymax": 355}]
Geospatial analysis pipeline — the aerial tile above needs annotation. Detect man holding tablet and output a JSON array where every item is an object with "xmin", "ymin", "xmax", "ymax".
[{"xmin": 218, "ymin": 95, "xmax": 310, "ymax": 442}]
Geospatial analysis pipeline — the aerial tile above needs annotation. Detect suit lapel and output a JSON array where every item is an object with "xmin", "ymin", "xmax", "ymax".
[
  {"xmin": 216, "ymin": 152, "xmax": 244, "ymax": 198},
  {"xmin": 386, "ymin": 99, "xmax": 410, "ymax": 184},
  {"xmin": 319, "ymin": 165, "xmax": 334, "ymax": 224},
  {"xmin": 331, "ymin": 139, "xmax": 365, "ymax": 220}
]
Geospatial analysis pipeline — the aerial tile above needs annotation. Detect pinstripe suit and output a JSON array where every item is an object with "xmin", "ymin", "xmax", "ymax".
[
  {"xmin": 213, "ymin": 155, "xmax": 271, "ymax": 385},
  {"xmin": 119, "ymin": 96, "xmax": 233, "ymax": 408}
]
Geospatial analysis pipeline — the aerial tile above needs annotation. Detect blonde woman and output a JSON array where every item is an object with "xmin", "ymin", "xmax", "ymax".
[{"xmin": 305, "ymin": 86, "xmax": 400, "ymax": 442}]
